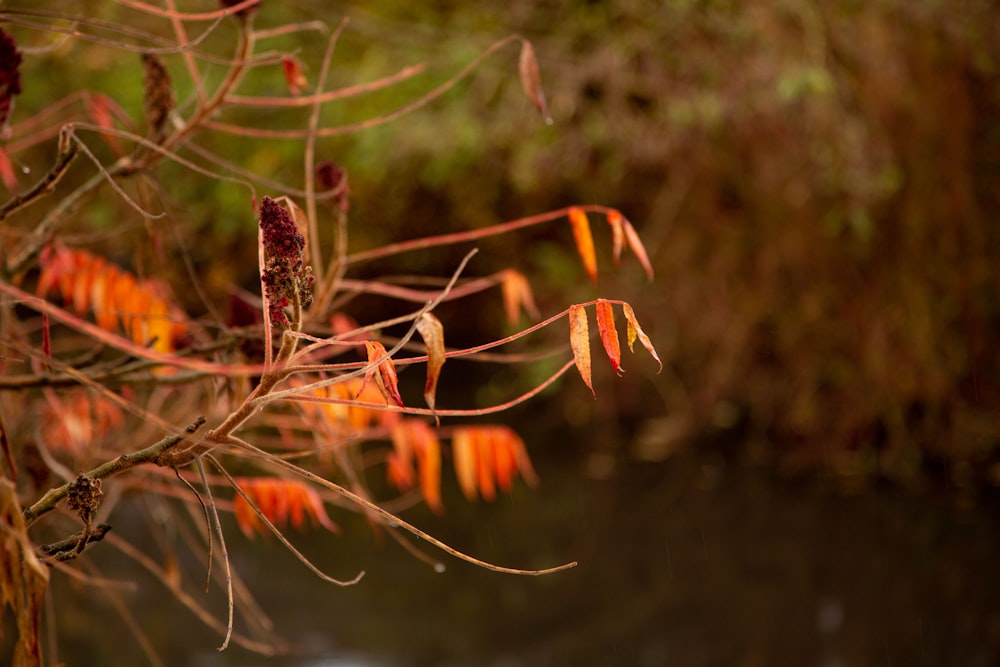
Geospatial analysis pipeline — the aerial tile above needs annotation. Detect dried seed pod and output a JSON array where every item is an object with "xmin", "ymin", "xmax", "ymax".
[{"xmin": 142, "ymin": 53, "xmax": 174, "ymax": 142}]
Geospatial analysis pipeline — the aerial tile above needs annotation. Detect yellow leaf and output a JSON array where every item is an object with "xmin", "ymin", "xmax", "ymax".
[
  {"xmin": 569, "ymin": 304, "xmax": 595, "ymax": 397},
  {"xmin": 568, "ymin": 207, "xmax": 598, "ymax": 284},
  {"xmin": 622, "ymin": 302, "xmax": 662, "ymax": 372}
]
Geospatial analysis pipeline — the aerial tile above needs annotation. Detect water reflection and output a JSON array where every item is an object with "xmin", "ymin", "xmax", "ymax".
[{"xmin": 44, "ymin": 427, "xmax": 1000, "ymax": 666}]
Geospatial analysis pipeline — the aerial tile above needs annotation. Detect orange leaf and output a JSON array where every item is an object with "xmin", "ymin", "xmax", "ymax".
[
  {"xmin": 623, "ymin": 218, "xmax": 654, "ymax": 281},
  {"xmin": 363, "ymin": 341, "xmax": 404, "ymax": 407},
  {"xmin": 451, "ymin": 426, "xmax": 539, "ymax": 501},
  {"xmin": 568, "ymin": 207, "xmax": 598, "ymax": 284},
  {"xmin": 518, "ymin": 39, "xmax": 552, "ymax": 124},
  {"xmin": 415, "ymin": 313, "xmax": 445, "ymax": 415},
  {"xmin": 622, "ymin": 302, "xmax": 662, "ymax": 372},
  {"xmin": 233, "ymin": 478, "xmax": 339, "ymax": 539},
  {"xmin": 37, "ymin": 245, "xmax": 189, "ymax": 353},
  {"xmin": 476, "ymin": 430, "xmax": 496, "ymax": 502},
  {"xmin": 389, "ymin": 419, "xmax": 443, "ymax": 513},
  {"xmin": 499, "ymin": 269, "xmax": 540, "ymax": 325},
  {"xmin": 452, "ymin": 428, "xmax": 478, "ymax": 501},
  {"xmin": 569, "ymin": 304, "xmax": 595, "ymax": 397},
  {"xmin": 412, "ymin": 422, "xmax": 443, "ymax": 514},
  {"xmin": 595, "ymin": 298, "xmax": 623, "ymax": 375}
]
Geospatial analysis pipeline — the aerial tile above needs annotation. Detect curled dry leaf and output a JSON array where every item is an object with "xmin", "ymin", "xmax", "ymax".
[
  {"xmin": 569, "ymin": 304, "xmax": 595, "ymax": 398},
  {"xmin": 232, "ymin": 477, "xmax": 339, "ymax": 539},
  {"xmin": 415, "ymin": 312, "xmax": 445, "ymax": 414},
  {"xmin": 0, "ymin": 478, "xmax": 49, "ymax": 664},
  {"xmin": 452, "ymin": 426, "xmax": 538, "ymax": 502},
  {"xmin": 362, "ymin": 341, "xmax": 404, "ymax": 408},
  {"xmin": 518, "ymin": 39, "xmax": 552, "ymax": 124},
  {"xmin": 568, "ymin": 207, "xmax": 598, "ymax": 284},
  {"xmin": 622, "ymin": 302, "xmax": 662, "ymax": 371},
  {"xmin": 595, "ymin": 298, "xmax": 622, "ymax": 375}
]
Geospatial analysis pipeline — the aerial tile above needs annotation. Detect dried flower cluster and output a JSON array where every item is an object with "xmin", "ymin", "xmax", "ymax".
[
  {"xmin": 0, "ymin": 28, "xmax": 22, "ymax": 127},
  {"xmin": 259, "ymin": 196, "xmax": 313, "ymax": 328}
]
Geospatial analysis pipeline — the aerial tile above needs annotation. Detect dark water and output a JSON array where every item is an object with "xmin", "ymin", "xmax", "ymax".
[{"xmin": 37, "ymin": 430, "xmax": 1000, "ymax": 666}]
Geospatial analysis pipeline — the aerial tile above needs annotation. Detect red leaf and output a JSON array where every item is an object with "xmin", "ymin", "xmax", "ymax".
[
  {"xmin": 0, "ymin": 147, "xmax": 17, "ymax": 192},
  {"xmin": 595, "ymin": 298, "xmax": 623, "ymax": 375},
  {"xmin": 569, "ymin": 304, "xmax": 595, "ymax": 397},
  {"xmin": 568, "ymin": 207, "xmax": 598, "ymax": 284},
  {"xmin": 282, "ymin": 56, "xmax": 308, "ymax": 96}
]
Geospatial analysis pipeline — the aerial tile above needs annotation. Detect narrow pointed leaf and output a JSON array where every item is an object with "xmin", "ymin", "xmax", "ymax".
[
  {"xmin": 500, "ymin": 269, "xmax": 540, "ymax": 325},
  {"xmin": 452, "ymin": 428, "xmax": 478, "ymax": 500},
  {"xmin": 595, "ymin": 298, "xmax": 623, "ymax": 375},
  {"xmin": 568, "ymin": 207, "xmax": 598, "ymax": 284},
  {"xmin": 622, "ymin": 302, "xmax": 662, "ymax": 372},
  {"xmin": 411, "ymin": 421, "xmax": 443, "ymax": 514},
  {"xmin": 415, "ymin": 312, "xmax": 445, "ymax": 414},
  {"xmin": 518, "ymin": 39, "xmax": 552, "ymax": 124},
  {"xmin": 622, "ymin": 218, "xmax": 655, "ymax": 280},
  {"xmin": 0, "ymin": 147, "xmax": 17, "ymax": 192},
  {"xmin": 569, "ymin": 304, "xmax": 595, "ymax": 397},
  {"xmin": 607, "ymin": 210, "xmax": 625, "ymax": 265},
  {"xmin": 476, "ymin": 430, "xmax": 497, "ymax": 502}
]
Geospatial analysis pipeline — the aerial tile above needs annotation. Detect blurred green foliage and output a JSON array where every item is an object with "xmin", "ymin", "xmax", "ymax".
[{"xmin": 7, "ymin": 0, "xmax": 1000, "ymax": 485}]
